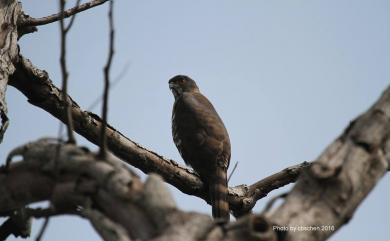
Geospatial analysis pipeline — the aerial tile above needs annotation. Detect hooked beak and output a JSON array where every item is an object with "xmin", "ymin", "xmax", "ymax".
[
  {"xmin": 169, "ymin": 82, "xmax": 178, "ymax": 91},
  {"xmin": 169, "ymin": 82, "xmax": 180, "ymax": 99}
]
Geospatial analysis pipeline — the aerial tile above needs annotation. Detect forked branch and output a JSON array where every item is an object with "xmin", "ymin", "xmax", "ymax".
[
  {"xmin": 9, "ymin": 56, "xmax": 305, "ymax": 216},
  {"xmin": 19, "ymin": 0, "xmax": 109, "ymax": 27},
  {"xmin": 0, "ymin": 138, "xmax": 269, "ymax": 241},
  {"xmin": 59, "ymin": 0, "xmax": 76, "ymax": 144},
  {"xmin": 99, "ymin": 0, "xmax": 115, "ymax": 158}
]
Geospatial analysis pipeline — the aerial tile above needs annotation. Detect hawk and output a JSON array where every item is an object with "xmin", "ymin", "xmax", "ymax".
[{"xmin": 169, "ymin": 75, "xmax": 231, "ymax": 221}]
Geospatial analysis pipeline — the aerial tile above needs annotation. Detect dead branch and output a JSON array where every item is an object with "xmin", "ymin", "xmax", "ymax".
[
  {"xmin": 0, "ymin": 138, "xmax": 270, "ymax": 241},
  {"xmin": 87, "ymin": 61, "xmax": 131, "ymax": 112},
  {"xmin": 8, "ymin": 54, "xmax": 389, "ymax": 240},
  {"xmin": 0, "ymin": 1, "xmax": 387, "ymax": 240},
  {"xmin": 65, "ymin": 0, "xmax": 82, "ymax": 32},
  {"xmin": 0, "ymin": 1, "xmax": 22, "ymax": 142},
  {"xmin": 99, "ymin": 0, "xmax": 115, "ymax": 158},
  {"xmin": 19, "ymin": 0, "xmax": 109, "ymax": 27},
  {"xmin": 59, "ymin": 0, "xmax": 76, "ymax": 144},
  {"xmin": 264, "ymin": 86, "xmax": 390, "ymax": 241},
  {"xmin": 35, "ymin": 217, "xmax": 49, "ymax": 241},
  {"xmin": 9, "ymin": 56, "xmax": 305, "ymax": 217}
]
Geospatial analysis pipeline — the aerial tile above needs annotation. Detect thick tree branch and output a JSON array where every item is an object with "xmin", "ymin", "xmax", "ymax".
[
  {"xmin": 229, "ymin": 161, "xmax": 310, "ymax": 217},
  {"xmin": 8, "ymin": 56, "xmax": 303, "ymax": 216},
  {"xmin": 19, "ymin": 0, "xmax": 109, "ymax": 27},
  {"xmin": 82, "ymin": 208, "xmax": 132, "ymax": 241},
  {"xmin": 8, "ymin": 57, "xmax": 389, "ymax": 240},
  {"xmin": 261, "ymin": 86, "xmax": 390, "ymax": 241},
  {"xmin": 0, "ymin": 139, "xmax": 271, "ymax": 241},
  {"xmin": 0, "ymin": 0, "xmax": 21, "ymax": 142}
]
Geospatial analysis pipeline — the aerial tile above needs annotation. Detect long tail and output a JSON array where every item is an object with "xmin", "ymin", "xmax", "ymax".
[{"xmin": 210, "ymin": 167, "xmax": 230, "ymax": 221}]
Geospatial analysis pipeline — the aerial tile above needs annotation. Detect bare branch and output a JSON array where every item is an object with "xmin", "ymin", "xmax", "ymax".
[
  {"xmin": 228, "ymin": 161, "xmax": 238, "ymax": 183},
  {"xmin": 9, "ymin": 56, "xmax": 306, "ymax": 216},
  {"xmin": 58, "ymin": 61, "xmax": 130, "ymax": 140},
  {"xmin": 19, "ymin": 0, "xmax": 109, "ymax": 27},
  {"xmin": 35, "ymin": 217, "xmax": 49, "ymax": 241},
  {"xmin": 0, "ymin": 139, "xmax": 269, "ymax": 241},
  {"xmin": 0, "ymin": 1, "xmax": 22, "ymax": 143},
  {"xmin": 59, "ymin": 0, "xmax": 76, "ymax": 144},
  {"xmin": 82, "ymin": 208, "xmax": 132, "ymax": 241},
  {"xmin": 65, "ymin": 0, "xmax": 82, "ymax": 32},
  {"xmin": 267, "ymin": 86, "xmax": 390, "ymax": 240},
  {"xmin": 33, "ymin": 5, "xmax": 83, "ymax": 238},
  {"xmin": 88, "ymin": 61, "xmax": 131, "ymax": 111},
  {"xmin": 99, "ymin": 0, "xmax": 115, "ymax": 159},
  {"xmin": 229, "ymin": 161, "xmax": 310, "ymax": 217}
]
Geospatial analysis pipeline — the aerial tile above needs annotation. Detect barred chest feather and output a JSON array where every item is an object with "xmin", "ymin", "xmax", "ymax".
[
  {"xmin": 171, "ymin": 92, "xmax": 231, "ymax": 173},
  {"xmin": 171, "ymin": 105, "xmax": 184, "ymax": 158}
]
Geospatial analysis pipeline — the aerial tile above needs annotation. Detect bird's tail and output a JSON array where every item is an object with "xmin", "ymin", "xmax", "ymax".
[{"xmin": 210, "ymin": 167, "xmax": 230, "ymax": 222}]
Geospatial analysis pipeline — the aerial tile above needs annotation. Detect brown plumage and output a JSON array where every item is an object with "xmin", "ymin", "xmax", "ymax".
[{"xmin": 169, "ymin": 75, "xmax": 231, "ymax": 221}]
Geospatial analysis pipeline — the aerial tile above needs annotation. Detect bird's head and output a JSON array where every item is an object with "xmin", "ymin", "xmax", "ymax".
[{"xmin": 168, "ymin": 75, "xmax": 199, "ymax": 99}]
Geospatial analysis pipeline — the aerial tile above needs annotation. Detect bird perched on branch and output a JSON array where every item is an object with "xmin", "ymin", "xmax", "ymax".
[{"xmin": 169, "ymin": 75, "xmax": 231, "ymax": 222}]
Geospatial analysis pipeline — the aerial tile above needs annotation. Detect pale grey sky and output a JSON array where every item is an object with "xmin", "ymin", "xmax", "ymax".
[{"xmin": 1, "ymin": 0, "xmax": 389, "ymax": 240}]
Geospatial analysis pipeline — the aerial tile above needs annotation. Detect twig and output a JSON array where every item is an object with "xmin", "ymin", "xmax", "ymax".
[
  {"xmin": 38, "ymin": 0, "xmax": 77, "ymax": 229},
  {"xmin": 20, "ymin": 0, "xmax": 109, "ymax": 27},
  {"xmin": 58, "ymin": 61, "xmax": 130, "ymax": 140},
  {"xmin": 99, "ymin": 0, "xmax": 115, "ymax": 158},
  {"xmin": 35, "ymin": 217, "xmax": 49, "ymax": 241},
  {"xmin": 10, "ymin": 57, "xmax": 311, "ymax": 216},
  {"xmin": 88, "ymin": 61, "xmax": 131, "ymax": 111},
  {"xmin": 65, "ymin": 0, "xmax": 82, "ymax": 32},
  {"xmin": 35, "ymin": 2, "xmax": 82, "ymax": 238},
  {"xmin": 59, "ymin": 0, "xmax": 76, "ymax": 144},
  {"xmin": 228, "ymin": 162, "xmax": 238, "ymax": 183},
  {"xmin": 230, "ymin": 161, "xmax": 310, "ymax": 217}
]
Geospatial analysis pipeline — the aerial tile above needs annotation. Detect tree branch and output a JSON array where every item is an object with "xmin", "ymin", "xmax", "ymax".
[
  {"xmin": 8, "ymin": 56, "xmax": 304, "ymax": 216},
  {"xmin": 81, "ymin": 208, "xmax": 132, "ymax": 241},
  {"xmin": 0, "ymin": 0, "xmax": 22, "ymax": 143},
  {"xmin": 19, "ymin": 0, "xmax": 109, "ymax": 27},
  {"xmin": 35, "ymin": 217, "xmax": 49, "ymax": 241},
  {"xmin": 263, "ymin": 86, "xmax": 390, "ymax": 241},
  {"xmin": 229, "ymin": 161, "xmax": 310, "ymax": 217},
  {"xmin": 8, "ymin": 57, "xmax": 389, "ymax": 239},
  {"xmin": 0, "ymin": 209, "xmax": 31, "ymax": 240},
  {"xmin": 59, "ymin": 0, "xmax": 76, "ymax": 144},
  {"xmin": 99, "ymin": 0, "xmax": 115, "ymax": 158},
  {"xmin": 0, "ymin": 138, "xmax": 271, "ymax": 241}
]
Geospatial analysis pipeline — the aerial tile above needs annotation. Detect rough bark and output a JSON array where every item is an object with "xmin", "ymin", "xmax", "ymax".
[
  {"xmin": 0, "ymin": 138, "xmax": 270, "ymax": 241},
  {"xmin": 0, "ymin": 2, "xmax": 387, "ymax": 240},
  {"xmin": 8, "ymin": 53, "xmax": 389, "ymax": 241},
  {"xmin": 0, "ymin": 0, "xmax": 21, "ymax": 142},
  {"xmin": 2, "ymin": 83, "xmax": 389, "ymax": 241},
  {"xmin": 8, "ymin": 56, "xmax": 305, "ymax": 217},
  {"xmin": 264, "ymin": 86, "xmax": 390, "ymax": 241},
  {"xmin": 19, "ymin": 0, "xmax": 109, "ymax": 27}
]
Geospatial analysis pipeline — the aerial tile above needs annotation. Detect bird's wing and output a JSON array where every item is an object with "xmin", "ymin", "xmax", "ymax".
[{"xmin": 180, "ymin": 92, "xmax": 228, "ymax": 142}]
